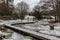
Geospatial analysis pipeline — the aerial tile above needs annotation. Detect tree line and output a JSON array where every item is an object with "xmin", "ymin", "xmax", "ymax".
[{"xmin": 0, "ymin": 0, "xmax": 60, "ymax": 21}]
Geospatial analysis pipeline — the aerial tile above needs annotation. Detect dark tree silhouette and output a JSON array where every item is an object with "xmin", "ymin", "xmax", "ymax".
[
  {"xmin": 17, "ymin": 1, "xmax": 29, "ymax": 19},
  {"xmin": 32, "ymin": 5, "xmax": 42, "ymax": 20},
  {"xmin": 0, "ymin": 0, "xmax": 14, "ymax": 20}
]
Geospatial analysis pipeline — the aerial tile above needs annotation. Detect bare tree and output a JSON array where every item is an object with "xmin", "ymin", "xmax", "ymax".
[
  {"xmin": 39, "ymin": 0, "xmax": 60, "ymax": 21},
  {"xmin": 55, "ymin": 0, "xmax": 60, "ymax": 21},
  {"xmin": 50, "ymin": 0, "xmax": 60, "ymax": 21},
  {"xmin": 17, "ymin": 1, "xmax": 29, "ymax": 19},
  {"xmin": 32, "ymin": 0, "xmax": 53, "ymax": 20},
  {"xmin": 0, "ymin": 0, "xmax": 14, "ymax": 20},
  {"xmin": 32, "ymin": 5, "xmax": 42, "ymax": 20}
]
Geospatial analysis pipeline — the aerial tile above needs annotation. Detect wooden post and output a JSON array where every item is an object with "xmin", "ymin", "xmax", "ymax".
[{"xmin": 49, "ymin": 22, "xmax": 54, "ymax": 30}]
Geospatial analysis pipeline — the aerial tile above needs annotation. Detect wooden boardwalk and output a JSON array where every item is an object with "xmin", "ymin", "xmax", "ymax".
[
  {"xmin": 4, "ymin": 24, "xmax": 60, "ymax": 40},
  {"xmin": 1, "ymin": 19, "xmax": 60, "ymax": 40}
]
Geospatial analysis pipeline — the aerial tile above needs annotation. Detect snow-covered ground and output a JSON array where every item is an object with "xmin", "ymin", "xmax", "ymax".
[{"xmin": 21, "ymin": 20, "xmax": 60, "ymax": 37}]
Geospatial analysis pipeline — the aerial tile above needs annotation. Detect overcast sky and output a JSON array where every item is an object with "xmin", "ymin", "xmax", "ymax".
[{"xmin": 13, "ymin": 0, "xmax": 40, "ymax": 11}]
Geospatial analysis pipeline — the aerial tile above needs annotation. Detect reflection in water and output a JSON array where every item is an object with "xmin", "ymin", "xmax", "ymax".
[
  {"xmin": 0, "ymin": 27, "xmax": 35, "ymax": 40},
  {"xmin": 11, "ymin": 32, "xmax": 25, "ymax": 40},
  {"xmin": 3, "ymin": 32, "xmax": 34, "ymax": 40}
]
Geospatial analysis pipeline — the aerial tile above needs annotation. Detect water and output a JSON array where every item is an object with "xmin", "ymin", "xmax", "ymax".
[
  {"xmin": 0, "ymin": 27, "xmax": 35, "ymax": 40},
  {"xmin": 11, "ymin": 32, "xmax": 33, "ymax": 40}
]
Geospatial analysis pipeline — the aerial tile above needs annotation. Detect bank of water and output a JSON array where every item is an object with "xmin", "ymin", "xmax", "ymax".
[{"xmin": 0, "ymin": 27, "xmax": 36, "ymax": 40}]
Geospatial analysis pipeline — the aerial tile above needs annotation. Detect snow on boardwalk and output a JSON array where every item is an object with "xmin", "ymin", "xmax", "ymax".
[
  {"xmin": 1, "ymin": 19, "xmax": 60, "ymax": 40},
  {"xmin": 5, "ymin": 24, "xmax": 60, "ymax": 40},
  {"xmin": 3, "ymin": 20, "xmax": 35, "ymax": 24}
]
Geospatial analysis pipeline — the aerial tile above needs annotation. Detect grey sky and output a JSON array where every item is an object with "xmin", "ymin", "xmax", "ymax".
[{"xmin": 13, "ymin": 0, "xmax": 40, "ymax": 11}]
